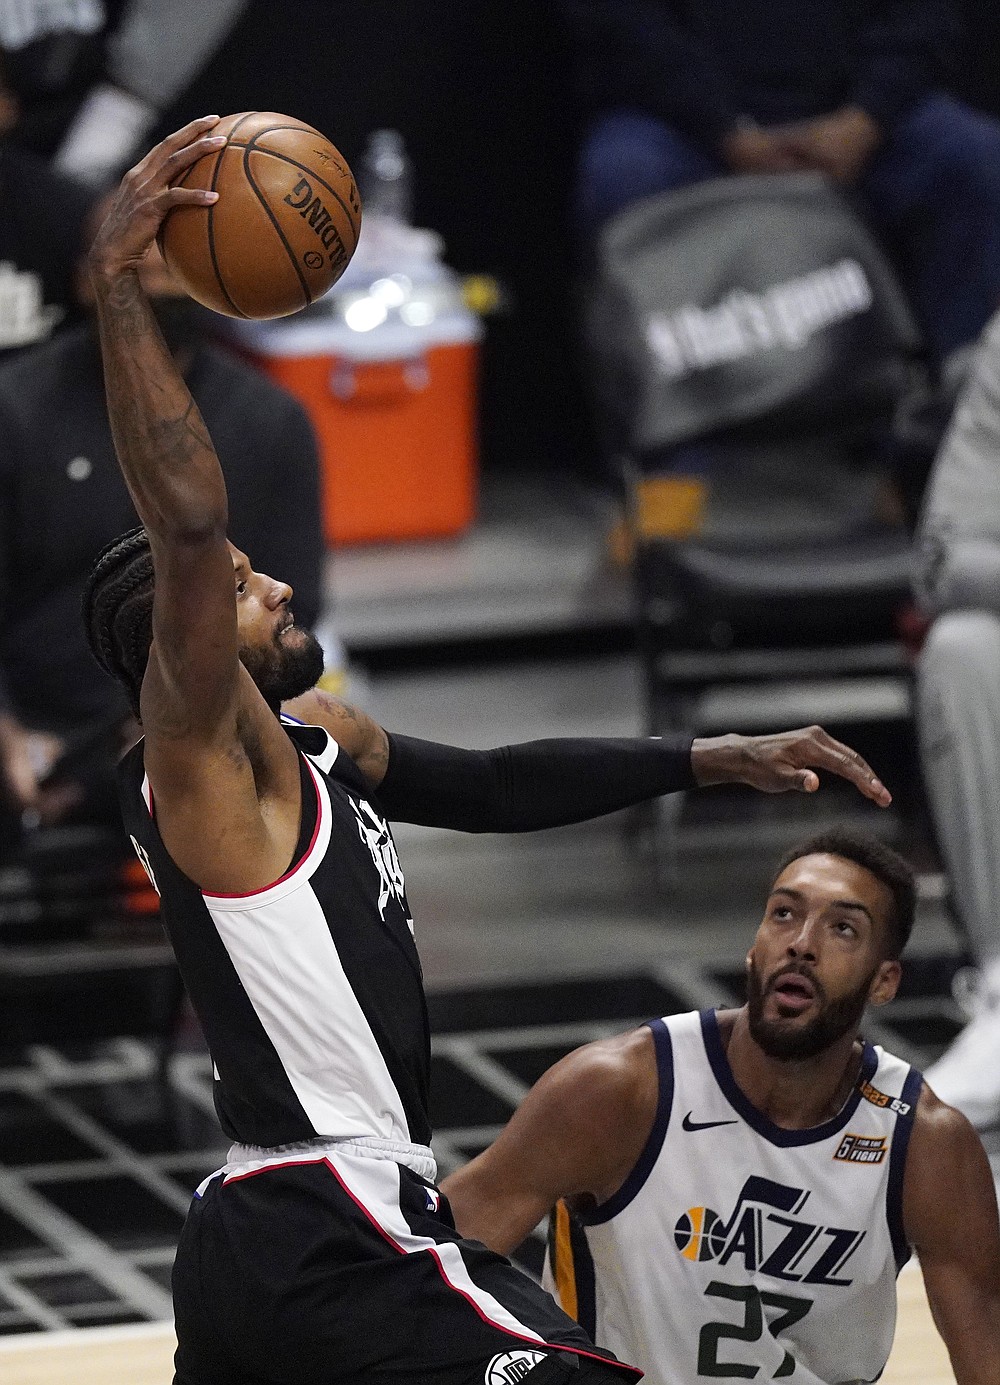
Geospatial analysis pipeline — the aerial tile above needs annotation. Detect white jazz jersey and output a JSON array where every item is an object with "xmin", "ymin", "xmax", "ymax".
[{"xmin": 545, "ymin": 1009, "xmax": 922, "ymax": 1385}]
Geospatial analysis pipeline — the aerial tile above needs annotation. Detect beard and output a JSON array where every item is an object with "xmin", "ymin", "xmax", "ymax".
[
  {"xmin": 746, "ymin": 956, "xmax": 877, "ymax": 1061},
  {"xmin": 239, "ymin": 624, "xmax": 325, "ymax": 706}
]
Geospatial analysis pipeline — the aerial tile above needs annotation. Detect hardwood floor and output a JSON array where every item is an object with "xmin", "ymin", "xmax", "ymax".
[{"xmin": 0, "ymin": 1263, "xmax": 956, "ymax": 1385}]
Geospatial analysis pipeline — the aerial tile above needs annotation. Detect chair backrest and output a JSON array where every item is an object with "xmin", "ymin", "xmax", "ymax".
[{"xmin": 586, "ymin": 172, "xmax": 922, "ymax": 454}]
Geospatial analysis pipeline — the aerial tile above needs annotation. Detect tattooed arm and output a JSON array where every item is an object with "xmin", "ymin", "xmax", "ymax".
[
  {"xmin": 283, "ymin": 688, "xmax": 390, "ymax": 786},
  {"xmin": 89, "ymin": 116, "xmax": 240, "ymax": 742},
  {"xmin": 88, "ymin": 118, "xmax": 303, "ymax": 894}
]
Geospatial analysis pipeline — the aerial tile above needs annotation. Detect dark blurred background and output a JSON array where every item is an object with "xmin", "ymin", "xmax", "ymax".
[
  {"xmin": 10, "ymin": 0, "xmax": 1000, "ymax": 482},
  {"xmin": 166, "ymin": 0, "xmax": 589, "ymax": 477},
  {"xmin": 164, "ymin": 0, "xmax": 998, "ymax": 479}
]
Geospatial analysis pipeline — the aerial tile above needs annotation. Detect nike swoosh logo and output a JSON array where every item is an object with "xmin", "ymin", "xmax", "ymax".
[{"xmin": 682, "ymin": 1112, "xmax": 738, "ymax": 1132}]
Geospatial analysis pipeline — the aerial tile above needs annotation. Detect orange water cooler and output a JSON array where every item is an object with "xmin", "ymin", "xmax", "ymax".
[{"xmin": 229, "ymin": 303, "xmax": 482, "ymax": 547}]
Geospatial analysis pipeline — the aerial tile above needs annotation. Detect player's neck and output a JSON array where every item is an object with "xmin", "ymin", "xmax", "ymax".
[{"xmin": 724, "ymin": 1009, "xmax": 863, "ymax": 1130}]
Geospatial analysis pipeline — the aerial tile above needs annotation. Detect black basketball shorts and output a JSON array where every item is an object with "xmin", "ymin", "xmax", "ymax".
[{"xmin": 171, "ymin": 1148, "xmax": 640, "ymax": 1385}]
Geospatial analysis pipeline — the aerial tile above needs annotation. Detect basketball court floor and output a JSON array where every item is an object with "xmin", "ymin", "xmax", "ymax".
[{"xmin": 0, "ymin": 476, "xmax": 994, "ymax": 1379}]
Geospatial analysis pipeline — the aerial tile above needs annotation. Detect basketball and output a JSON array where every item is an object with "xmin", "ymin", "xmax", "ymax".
[{"xmin": 158, "ymin": 111, "xmax": 362, "ymax": 320}]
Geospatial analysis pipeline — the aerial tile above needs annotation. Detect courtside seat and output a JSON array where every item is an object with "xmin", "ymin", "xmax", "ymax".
[
  {"xmin": 635, "ymin": 521, "xmax": 914, "ymax": 736},
  {"xmin": 621, "ymin": 451, "xmax": 922, "ymax": 875},
  {"xmin": 585, "ymin": 176, "xmax": 927, "ymax": 796}
]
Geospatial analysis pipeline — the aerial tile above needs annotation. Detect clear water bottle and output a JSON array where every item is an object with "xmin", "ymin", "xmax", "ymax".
[{"xmin": 360, "ymin": 129, "xmax": 413, "ymax": 225}]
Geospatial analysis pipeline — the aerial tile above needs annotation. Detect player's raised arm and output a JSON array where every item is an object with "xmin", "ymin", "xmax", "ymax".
[
  {"xmin": 903, "ymin": 1086, "xmax": 1000, "ymax": 1383},
  {"xmin": 88, "ymin": 117, "xmax": 239, "ymax": 745},
  {"xmin": 87, "ymin": 121, "xmax": 306, "ymax": 894}
]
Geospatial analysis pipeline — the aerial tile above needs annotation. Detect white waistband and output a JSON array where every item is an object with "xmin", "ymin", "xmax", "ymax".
[{"xmin": 198, "ymin": 1135, "xmax": 438, "ymax": 1193}]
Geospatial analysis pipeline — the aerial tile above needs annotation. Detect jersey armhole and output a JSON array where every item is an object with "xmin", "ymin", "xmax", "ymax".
[
  {"xmin": 578, "ymin": 1016, "xmax": 675, "ymax": 1226},
  {"xmin": 201, "ymin": 752, "xmax": 324, "ymax": 904},
  {"xmin": 886, "ymin": 1064, "xmax": 923, "ymax": 1271},
  {"xmin": 547, "ymin": 1198, "xmax": 598, "ymax": 1337},
  {"xmin": 282, "ymin": 714, "xmax": 341, "ymax": 776}
]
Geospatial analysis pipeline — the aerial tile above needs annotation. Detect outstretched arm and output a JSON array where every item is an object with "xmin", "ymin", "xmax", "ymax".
[
  {"xmin": 371, "ymin": 724, "xmax": 891, "ymax": 829},
  {"xmin": 283, "ymin": 692, "xmax": 892, "ymax": 827},
  {"xmin": 904, "ymin": 1087, "xmax": 1000, "ymax": 1383}
]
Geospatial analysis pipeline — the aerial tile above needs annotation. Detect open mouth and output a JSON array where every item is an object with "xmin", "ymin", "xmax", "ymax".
[{"xmin": 769, "ymin": 971, "xmax": 817, "ymax": 1013}]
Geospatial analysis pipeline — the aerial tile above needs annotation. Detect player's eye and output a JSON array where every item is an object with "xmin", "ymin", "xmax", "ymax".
[
  {"xmin": 236, "ymin": 580, "xmax": 247, "ymax": 596},
  {"xmin": 834, "ymin": 919, "xmax": 857, "ymax": 937}
]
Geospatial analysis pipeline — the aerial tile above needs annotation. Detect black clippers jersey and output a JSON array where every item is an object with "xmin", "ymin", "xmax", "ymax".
[{"xmin": 118, "ymin": 718, "xmax": 431, "ymax": 1149}]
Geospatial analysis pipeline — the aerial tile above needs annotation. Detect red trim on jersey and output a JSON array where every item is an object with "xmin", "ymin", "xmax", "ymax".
[
  {"xmin": 201, "ymin": 755, "xmax": 324, "ymax": 901},
  {"xmin": 219, "ymin": 1156, "xmax": 641, "ymax": 1377},
  {"xmin": 221, "ymin": 1156, "xmax": 329, "ymax": 1187}
]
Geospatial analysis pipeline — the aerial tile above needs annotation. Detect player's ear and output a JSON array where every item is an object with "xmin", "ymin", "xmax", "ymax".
[{"xmin": 867, "ymin": 958, "xmax": 901, "ymax": 1008}]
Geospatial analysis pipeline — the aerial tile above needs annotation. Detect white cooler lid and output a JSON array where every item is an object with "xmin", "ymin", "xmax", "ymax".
[{"xmin": 226, "ymin": 311, "xmax": 482, "ymax": 362}]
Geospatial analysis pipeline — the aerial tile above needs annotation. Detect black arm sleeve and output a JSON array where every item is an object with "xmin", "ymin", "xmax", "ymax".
[{"xmin": 375, "ymin": 732, "xmax": 696, "ymax": 832}]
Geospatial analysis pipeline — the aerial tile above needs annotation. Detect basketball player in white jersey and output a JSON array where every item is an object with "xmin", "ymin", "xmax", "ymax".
[
  {"xmin": 83, "ymin": 121, "xmax": 902, "ymax": 1385},
  {"xmin": 443, "ymin": 829, "xmax": 1000, "ymax": 1384}
]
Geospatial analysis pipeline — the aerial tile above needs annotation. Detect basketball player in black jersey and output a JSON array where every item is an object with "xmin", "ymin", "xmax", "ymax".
[{"xmin": 82, "ymin": 119, "xmax": 895, "ymax": 1385}]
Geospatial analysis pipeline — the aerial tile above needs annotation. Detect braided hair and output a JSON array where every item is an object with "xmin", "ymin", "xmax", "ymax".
[{"xmin": 82, "ymin": 526, "xmax": 155, "ymax": 718}]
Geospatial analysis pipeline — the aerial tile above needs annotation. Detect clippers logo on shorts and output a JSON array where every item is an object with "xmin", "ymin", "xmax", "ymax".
[
  {"xmin": 486, "ymin": 1350, "xmax": 549, "ymax": 1383},
  {"xmin": 859, "ymin": 1079, "xmax": 911, "ymax": 1116},
  {"xmin": 672, "ymin": 1175, "xmax": 866, "ymax": 1286},
  {"xmin": 350, "ymin": 798, "xmax": 406, "ymax": 919},
  {"xmin": 834, "ymin": 1133, "xmax": 888, "ymax": 1165}
]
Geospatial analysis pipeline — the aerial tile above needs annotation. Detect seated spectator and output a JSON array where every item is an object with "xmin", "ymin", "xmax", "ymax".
[
  {"xmin": 559, "ymin": 0, "xmax": 1000, "ymax": 366},
  {"xmin": 1, "ymin": 0, "xmax": 249, "ymax": 184},
  {"xmin": 915, "ymin": 307, "xmax": 1000, "ymax": 1127},
  {"xmin": 0, "ymin": 47, "xmax": 96, "ymax": 360},
  {"xmin": 0, "ymin": 241, "xmax": 329, "ymax": 859}
]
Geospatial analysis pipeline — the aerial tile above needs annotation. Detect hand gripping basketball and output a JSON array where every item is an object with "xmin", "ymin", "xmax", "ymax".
[
  {"xmin": 89, "ymin": 116, "xmax": 227, "ymax": 282},
  {"xmin": 157, "ymin": 110, "xmax": 362, "ymax": 319}
]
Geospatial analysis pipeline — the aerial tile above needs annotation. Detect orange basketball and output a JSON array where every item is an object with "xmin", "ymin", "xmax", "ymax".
[{"xmin": 158, "ymin": 112, "xmax": 362, "ymax": 320}]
